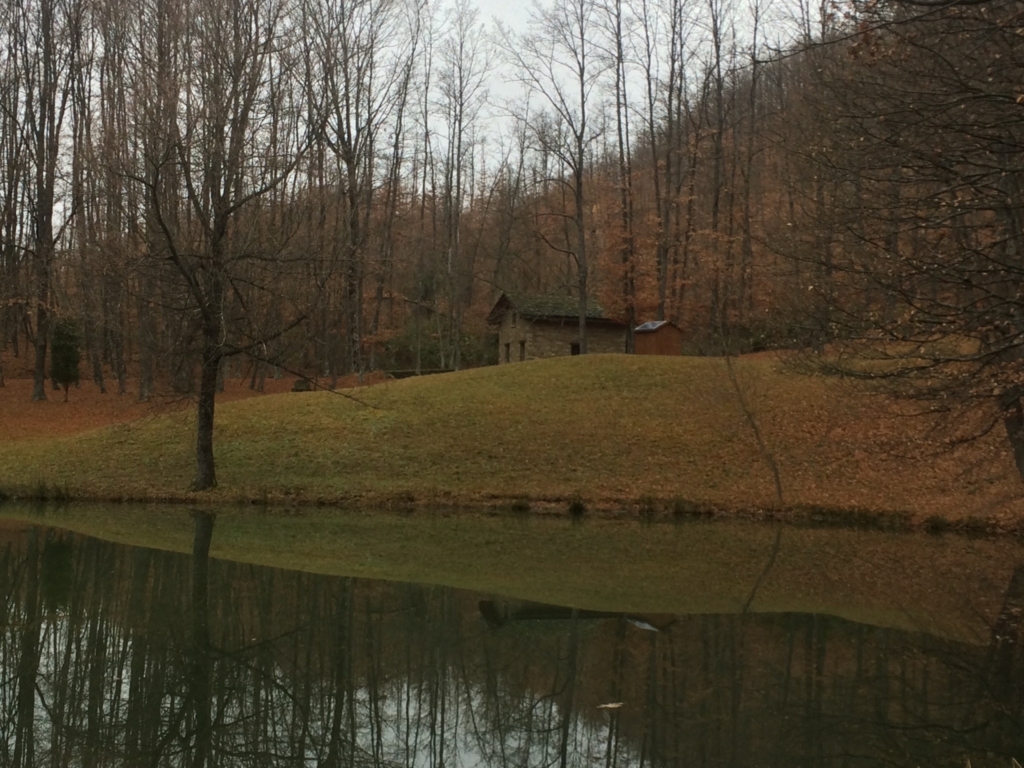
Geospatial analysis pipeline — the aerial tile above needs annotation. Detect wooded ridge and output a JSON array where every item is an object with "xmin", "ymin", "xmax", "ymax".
[{"xmin": 1, "ymin": 0, "xmax": 1021, "ymax": 489}]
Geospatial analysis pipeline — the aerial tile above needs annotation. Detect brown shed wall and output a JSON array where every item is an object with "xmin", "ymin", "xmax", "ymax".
[{"xmin": 634, "ymin": 326, "xmax": 684, "ymax": 356}]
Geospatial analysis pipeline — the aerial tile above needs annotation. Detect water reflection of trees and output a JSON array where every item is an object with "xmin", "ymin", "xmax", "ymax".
[{"xmin": 0, "ymin": 525, "xmax": 1022, "ymax": 767}]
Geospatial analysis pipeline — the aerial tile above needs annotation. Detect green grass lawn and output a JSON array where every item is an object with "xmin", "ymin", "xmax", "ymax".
[{"xmin": 1, "ymin": 354, "xmax": 1022, "ymax": 521}]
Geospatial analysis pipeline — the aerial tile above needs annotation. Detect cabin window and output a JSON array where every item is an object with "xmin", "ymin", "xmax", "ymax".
[
  {"xmin": 511, "ymin": 311, "xmax": 517, "ymax": 328},
  {"xmin": 504, "ymin": 343, "xmax": 511, "ymax": 363},
  {"xmin": 570, "ymin": 342, "xmax": 580, "ymax": 356},
  {"xmin": 519, "ymin": 341, "xmax": 526, "ymax": 361}
]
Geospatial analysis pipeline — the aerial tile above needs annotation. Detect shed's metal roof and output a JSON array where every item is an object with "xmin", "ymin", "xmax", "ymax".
[
  {"xmin": 634, "ymin": 320, "xmax": 680, "ymax": 333},
  {"xmin": 635, "ymin": 320, "xmax": 668, "ymax": 332}
]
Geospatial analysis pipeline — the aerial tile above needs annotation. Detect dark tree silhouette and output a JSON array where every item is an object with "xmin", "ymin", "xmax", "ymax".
[
  {"xmin": 50, "ymin": 318, "xmax": 80, "ymax": 402},
  {"xmin": 792, "ymin": 0, "xmax": 1024, "ymax": 480}
]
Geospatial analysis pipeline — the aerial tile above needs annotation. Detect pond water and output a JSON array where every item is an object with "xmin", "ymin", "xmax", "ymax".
[{"xmin": 1, "ymin": 512, "xmax": 1023, "ymax": 767}]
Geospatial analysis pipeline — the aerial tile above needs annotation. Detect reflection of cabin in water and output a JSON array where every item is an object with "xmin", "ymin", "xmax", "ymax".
[
  {"xmin": 633, "ymin": 320, "xmax": 684, "ymax": 356},
  {"xmin": 479, "ymin": 599, "xmax": 676, "ymax": 631},
  {"xmin": 487, "ymin": 293, "xmax": 628, "ymax": 364}
]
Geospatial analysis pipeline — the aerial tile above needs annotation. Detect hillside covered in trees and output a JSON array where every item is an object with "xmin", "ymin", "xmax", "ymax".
[{"xmin": 1, "ymin": 0, "xmax": 1022, "ymax": 487}]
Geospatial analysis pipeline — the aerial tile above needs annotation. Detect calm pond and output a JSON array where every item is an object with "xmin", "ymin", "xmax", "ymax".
[{"xmin": 1, "ymin": 508, "xmax": 1023, "ymax": 767}]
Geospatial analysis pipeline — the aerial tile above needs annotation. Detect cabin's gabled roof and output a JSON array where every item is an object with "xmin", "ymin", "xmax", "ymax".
[{"xmin": 487, "ymin": 292, "xmax": 621, "ymax": 325}]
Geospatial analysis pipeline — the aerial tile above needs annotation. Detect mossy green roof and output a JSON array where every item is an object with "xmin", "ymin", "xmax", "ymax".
[{"xmin": 487, "ymin": 293, "xmax": 619, "ymax": 324}]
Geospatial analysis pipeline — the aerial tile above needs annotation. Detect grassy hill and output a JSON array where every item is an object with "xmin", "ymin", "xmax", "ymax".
[{"xmin": 1, "ymin": 354, "xmax": 1022, "ymax": 521}]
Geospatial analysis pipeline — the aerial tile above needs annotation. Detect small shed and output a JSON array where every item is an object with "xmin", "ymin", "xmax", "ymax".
[{"xmin": 633, "ymin": 320, "xmax": 684, "ymax": 356}]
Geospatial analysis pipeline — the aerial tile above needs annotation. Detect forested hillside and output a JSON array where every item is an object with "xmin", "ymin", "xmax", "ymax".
[{"xmin": 1, "ymin": 0, "xmax": 1022, "ymax": 483}]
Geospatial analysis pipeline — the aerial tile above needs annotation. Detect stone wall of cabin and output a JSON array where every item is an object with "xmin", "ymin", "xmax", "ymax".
[{"xmin": 497, "ymin": 312, "xmax": 626, "ymax": 364}]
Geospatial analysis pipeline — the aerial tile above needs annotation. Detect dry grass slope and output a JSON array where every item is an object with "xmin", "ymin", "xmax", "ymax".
[{"xmin": 1, "ymin": 354, "xmax": 1022, "ymax": 519}]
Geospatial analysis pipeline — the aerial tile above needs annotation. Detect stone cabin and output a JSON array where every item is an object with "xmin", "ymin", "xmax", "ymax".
[{"xmin": 486, "ymin": 293, "xmax": 628, "ymax": 364}]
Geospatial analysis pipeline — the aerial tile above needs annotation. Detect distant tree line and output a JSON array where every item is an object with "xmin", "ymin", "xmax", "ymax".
[
  {"xmin": 0, "ymin": 0, "xmax": 834, "ymax": 399},
  {"xmin": 1, "ymin": 0, "xmax": 1019, "ymax": 484}
]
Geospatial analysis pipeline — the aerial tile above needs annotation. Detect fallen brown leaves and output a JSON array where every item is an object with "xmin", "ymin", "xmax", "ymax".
[{"xmin": 0, "ymin": 370, "xmax": 390, "ymax": 441}]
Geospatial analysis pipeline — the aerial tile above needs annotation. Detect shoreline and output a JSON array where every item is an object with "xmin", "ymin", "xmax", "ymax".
[{"xmin": 2, "ymin": 485, "xmax": 1022, "ymax": 539}]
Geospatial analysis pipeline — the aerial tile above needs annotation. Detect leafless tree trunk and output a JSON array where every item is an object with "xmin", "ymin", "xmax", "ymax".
[
  {"xmin": 139, "ymin": 0, "xmax": 307, "ymax": 489},
  {"xmin": 0, "ymin": 0, "xmax": 29, "ymax": 388},
  {"xmin": 17, "ymin": 0, "xmax": 79, "ymax": 401},
  {"xmin": 501, "ymin": 0, "xmax": 605, "ymax": 353},
  {"xmin": 438, "ymin": 0, "xmax": 489, "ymax": 369},
  {"xmin": 304, "ymin": 0, "xmax": 415, "ymax": 377},
  {"xmin": 607, "ymin": 0, "xmax": 636, "ymax": 348}
]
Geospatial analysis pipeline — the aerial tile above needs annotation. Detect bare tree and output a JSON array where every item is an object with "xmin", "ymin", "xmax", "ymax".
[
  {"xmin": 137, "ymin": 0, "xmax": 308, "ymax": 489},
  {"xmin": 501, "ymin": 0, "xmax": 607, "ymax": 353},
  {"xmin": 303, "ymin": 0, "xmax": 415, "ymax": 380},
  {"xmin": 436, "ymin": 0, "xmax": 490, "ymax": 368},
  {"xmin": 14, "ymin": 0, "xmax": 80, "ymax": 400},
  {"xmin": 605, "ymin": 0, "xmax": 637, "ymax": 348},
  {"xmin": 792, "ymin": 0, "xmax": 1024, "ymax": 481},
  {"xmin": 0, "ymin": 0, "xmax": 29, "ymax": 388}
]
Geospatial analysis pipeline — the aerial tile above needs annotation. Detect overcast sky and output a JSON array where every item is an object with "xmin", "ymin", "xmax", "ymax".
[{"xmin": 471, "ymin": 0, "xmax": 532, "ymax": 32}]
